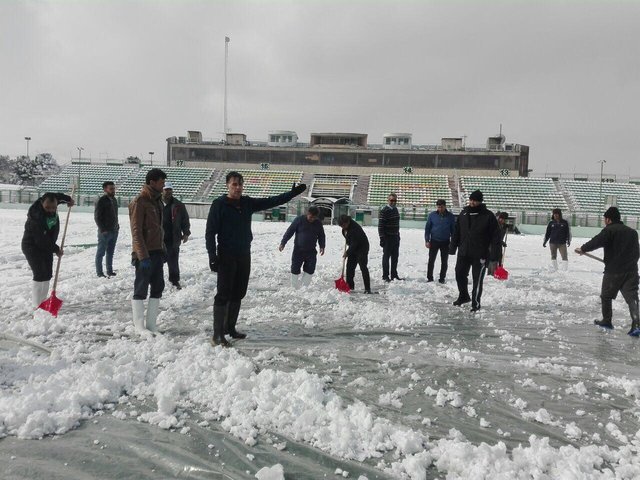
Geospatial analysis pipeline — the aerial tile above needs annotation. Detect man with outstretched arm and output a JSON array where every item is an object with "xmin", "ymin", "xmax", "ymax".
[
  {"xmin": 129, "ymin": 168, "xmax": 167, "ymax": 337},
  {"xmin": 206, "ymin": 171, "xmax": 306, "ymax": 347},
  {"xmin": 279, "ymin": 205, "xmax": 325, "ymax": 288},
  {"xmin": 22, "ymin": 192, "xmax": 74, "ymax": 308},
  {"xmin": 575, "ymin": 207, "xmax": 640, "ymax": 335},
  {"xmin": 449, "ymin": 190, "xmax": 501, "ymax": 312}
]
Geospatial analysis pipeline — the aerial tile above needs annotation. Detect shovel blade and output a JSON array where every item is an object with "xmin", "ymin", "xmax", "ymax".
[
  {"xmin": 334, "ymin": 276, "xmax": 351, "ymax": 293},
  {"xmin": 493, "ymin": 266, "xmax": 509, "ymax": 280},
  {"xmin": 38, "ymin": 291, "xmax": 63, "ymax": 317}
]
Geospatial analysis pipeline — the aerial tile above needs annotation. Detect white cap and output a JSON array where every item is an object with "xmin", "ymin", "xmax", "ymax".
[{"xmin": 163, "ymin": 181, "xmax": 174, "ymax": 190}]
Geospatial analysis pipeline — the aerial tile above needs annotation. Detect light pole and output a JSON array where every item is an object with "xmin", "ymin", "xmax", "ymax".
[
  {"xmin": 224, "ymin": 35, "xmax": 230, "ymax": 136},
  {"xmin": 77, "ymin": 147, "xmax": 84, "ymax": 204},
  {"xmin": 149, "ymin": 151, "xmax": 154, "ymax": 166},
  {"xmin": 25, "ymin": 137, "xmax": 31, "ymax": 159},
  {"xmin": 599, "ymin": 159, "xmax": 607, "ymax": 213}
]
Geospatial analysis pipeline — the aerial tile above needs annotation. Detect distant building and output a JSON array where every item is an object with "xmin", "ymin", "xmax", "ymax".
[{"xmin": 166, "ymin": 130, "xmax": 530, "ymax": 176}]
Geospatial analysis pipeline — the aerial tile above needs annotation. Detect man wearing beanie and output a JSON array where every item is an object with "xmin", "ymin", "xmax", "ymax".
[
  {"xmin": 449, "ymin": 189, "xmax": 501, "ymax": 312},
  {"xmin": 576, "ymin": 207, "xmax": 640, "ymax": 335}
]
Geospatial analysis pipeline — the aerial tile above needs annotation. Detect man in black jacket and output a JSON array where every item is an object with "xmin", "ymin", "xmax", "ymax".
[
  {"xmin": 94, "ymin": 181, "xmax": 119, "ymax": 278},
  {"xmin": 162, "ymin": 182, "xmax": 191, "ymax": 290},
  {"xmin": 378, "ymin": 193, "xmax": 402, "ymax": 281},
  {"xmin": 339, "ymin": 214, "xmax": 371, "ymax": 294},
  {"xmin": 449, "ymin": 190, "xmax": 501, "ymax": 312},
  {"xmin": 576, "ymin": 207, "xmax": 640, "ymax": 335},
  {"xmin": 543, "ymin": 208, "xmax": 571, "ymax": 272},
  {"xmin": 206, "ymin": 171, "xmax": 306, "ymax": 346},
  {"xmin": 22, "ymin": 192, "xmax": 74, "ymax": 308}
]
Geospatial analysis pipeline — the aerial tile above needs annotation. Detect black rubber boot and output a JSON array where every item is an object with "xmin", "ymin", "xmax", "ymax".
[
  {"xmin": 453, "ymin": 295, "xmax": 471, "ymax": 306},
  {"xmin": 595, "ymin": 298, "xmax": 614, "ymax": 329},
  {"xmin": 212, "ymin": 305, "xmax": 231, "ymax": 347},
  {"xmin": 226, "ymin": 301, "xmax": 246, "ymax": 339}
]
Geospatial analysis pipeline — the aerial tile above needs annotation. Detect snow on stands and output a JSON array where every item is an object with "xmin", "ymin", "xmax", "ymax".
[{"xmin": 1, "ymin": 208, "xmax": 640, "ymax": 479}]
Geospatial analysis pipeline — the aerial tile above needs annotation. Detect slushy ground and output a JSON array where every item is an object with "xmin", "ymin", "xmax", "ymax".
[{"xmin": 1, "ymin": 208, "xmax": 639, "ymax": 479}]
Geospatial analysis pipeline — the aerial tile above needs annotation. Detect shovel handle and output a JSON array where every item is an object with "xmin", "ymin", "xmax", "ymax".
[
  {"xmin": 51, "ymin": 187, "xmax": 75, "ymax": 292},
  {"xmin": 575, "ymin": 249, "xmax": 604, "ymax": 263},
  {"xmin": 341, "ymin": 241, "xmax": 347, "ymax": 277}
]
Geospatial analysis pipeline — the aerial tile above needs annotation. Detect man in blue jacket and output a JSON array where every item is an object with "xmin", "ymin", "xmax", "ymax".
[
  {"xmin": 543, "ymin": 208, "xmax": 571, "ymax": 271},
  {"xmin": 279, "ymin": 205, "xmax": 326, "ymax": 288},
  {"xmin": 424, "ymin": 199, "xmax": 456, "ymax": 283},
  {"xmin": 206, "ymin": 171, "xmax": 306, "ymax": 346}
]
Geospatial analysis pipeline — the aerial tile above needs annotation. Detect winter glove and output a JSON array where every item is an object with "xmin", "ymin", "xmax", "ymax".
[
  {"xmin": 543, "ymin": 242, "xmax": 547, "ymax": 248},
  {"xmin": 502, "ymin": 241, "xmax": 507, "ymax": 248},
  {"xmin": 379, "ymin": 237, "xmax": 385, "ymax": 248},
  {"xmin": 291, "ymin": 182, "xmax": 306, "ymax": 196},
  {"xmin": 209, "ymin": 255, "xmax": 219, "ymax": 273},
  {"xmin": 139, "ymin": 258, "xmax": 152, "ymax": 270},
  {"xmin": 487, "ymin": 261, "xmax": 498, "ymax": 275},
  {"xmin": 567, "ymin": 241, "xmax": 571, "ymax": 247}
]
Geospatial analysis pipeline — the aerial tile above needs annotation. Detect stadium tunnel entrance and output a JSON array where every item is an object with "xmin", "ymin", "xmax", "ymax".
[{"xmin": 309, "ymin": 197, "xmax": 351, "ymax": 225}]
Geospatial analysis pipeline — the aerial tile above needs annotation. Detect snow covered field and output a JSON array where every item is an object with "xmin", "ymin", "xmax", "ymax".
[{"xmin": 1, "ymin": 206, "xmax": 640, "ymax": 479}]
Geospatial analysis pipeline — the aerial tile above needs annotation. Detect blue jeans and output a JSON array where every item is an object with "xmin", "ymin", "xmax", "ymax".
[{"xmin": 96, "ymin": 229, "xmax": 119, "ymax": 275}]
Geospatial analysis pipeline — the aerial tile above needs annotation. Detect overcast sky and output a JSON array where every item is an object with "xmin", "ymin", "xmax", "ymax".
[{"xmin": 1, "ymin": 1, "xmax": 639, "ymax": 176}]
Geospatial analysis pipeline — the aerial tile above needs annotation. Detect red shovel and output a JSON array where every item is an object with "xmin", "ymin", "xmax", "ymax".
[
  {"xmin": 39, "ymin": 195, "xmax": 74, "ymax": 317},
  {"xmin": 335, "ymin": 244, "xmax": 351, "ymax": 293}
]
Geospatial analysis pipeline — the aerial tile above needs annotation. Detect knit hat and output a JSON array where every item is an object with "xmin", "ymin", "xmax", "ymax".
[
  {"xmin": 469, "ymin": 190, "xmax": 483, "ymax": 202},
  {"xmin": 163, "ymin": 181, "xmax": 174, "ymax": 190},
  {"xmin": 497, "ymin": 211, "xmax": 508, "ymax": 219},
  {"xmin": 604, "ymin": 206, "xmax": 621, "ymax": 222}
]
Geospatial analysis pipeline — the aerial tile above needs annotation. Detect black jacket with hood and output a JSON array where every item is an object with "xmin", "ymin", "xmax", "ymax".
[
  {"xmin": 21, "ymin": 193, "xmax": 73, "ymax": 258},
  {"xmin": 449, "ymin": 203, "xmax": 501, "ymax": 261}
]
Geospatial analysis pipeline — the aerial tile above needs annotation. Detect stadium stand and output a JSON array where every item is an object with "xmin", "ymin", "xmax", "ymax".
[
  {"xmin": 37, "ymin": 164, "xmax": 135, "ymax": 195},
  {"xmin": 208, "ymin": 169, "xmax": 303, "ymax": 199},
  {"xmin": 116, "ymin": 166, "xmax": 214, "ymax": 200},
  {"xmin": 562, "ymin": 180, "xmax": 640, "ymax": 216},
  {"xmin": 367, "ymin": 174, "xmax": 453, "ymax": 207},
  {"xmin": 460, "ymin": 176, "xmax": 568, "ymax": 212},
  {"xmin": 310, "ymin": 174, "xmax": 359, "ymax": 200}
]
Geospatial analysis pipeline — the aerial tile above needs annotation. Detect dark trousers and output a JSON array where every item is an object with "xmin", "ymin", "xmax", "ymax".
[
  {"xmin": 382, "ymin": 235, "xmax": 400, "ymax": 279},
  {"xmin": 601, "ymin": 271, "xmax": 640, "ymax": 323},
  {"xmin": 165, "ymin": 244, "xmax": 181, "ymax": 283},
  {"xmin": 455, "ymin": 255, "xmax": 487, "ymax": 308},
  {"xmin": 133, "ymin": 251, "xmax": 165, "ymax": 300},
  {"xmin": 427, "ymin": 240, "xmax": 450, "ymax": 281},
  {"xmin": 346, "ymin": 250, "xmax": 371, "ymax": 291},
  {"xmin": 214, "ymin": 252, "xmax": 251, "ymax": 306},
  {"xmin": 291, "ymin": 248, "xmax": 317, "ymax": 275},
  {"xmin": 95, "ymin": 229, "xmax": 118, "ymax": 275},
  {"xmin": 25, "ymin": 251, "xmax": 54, "ymax": 282}
]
